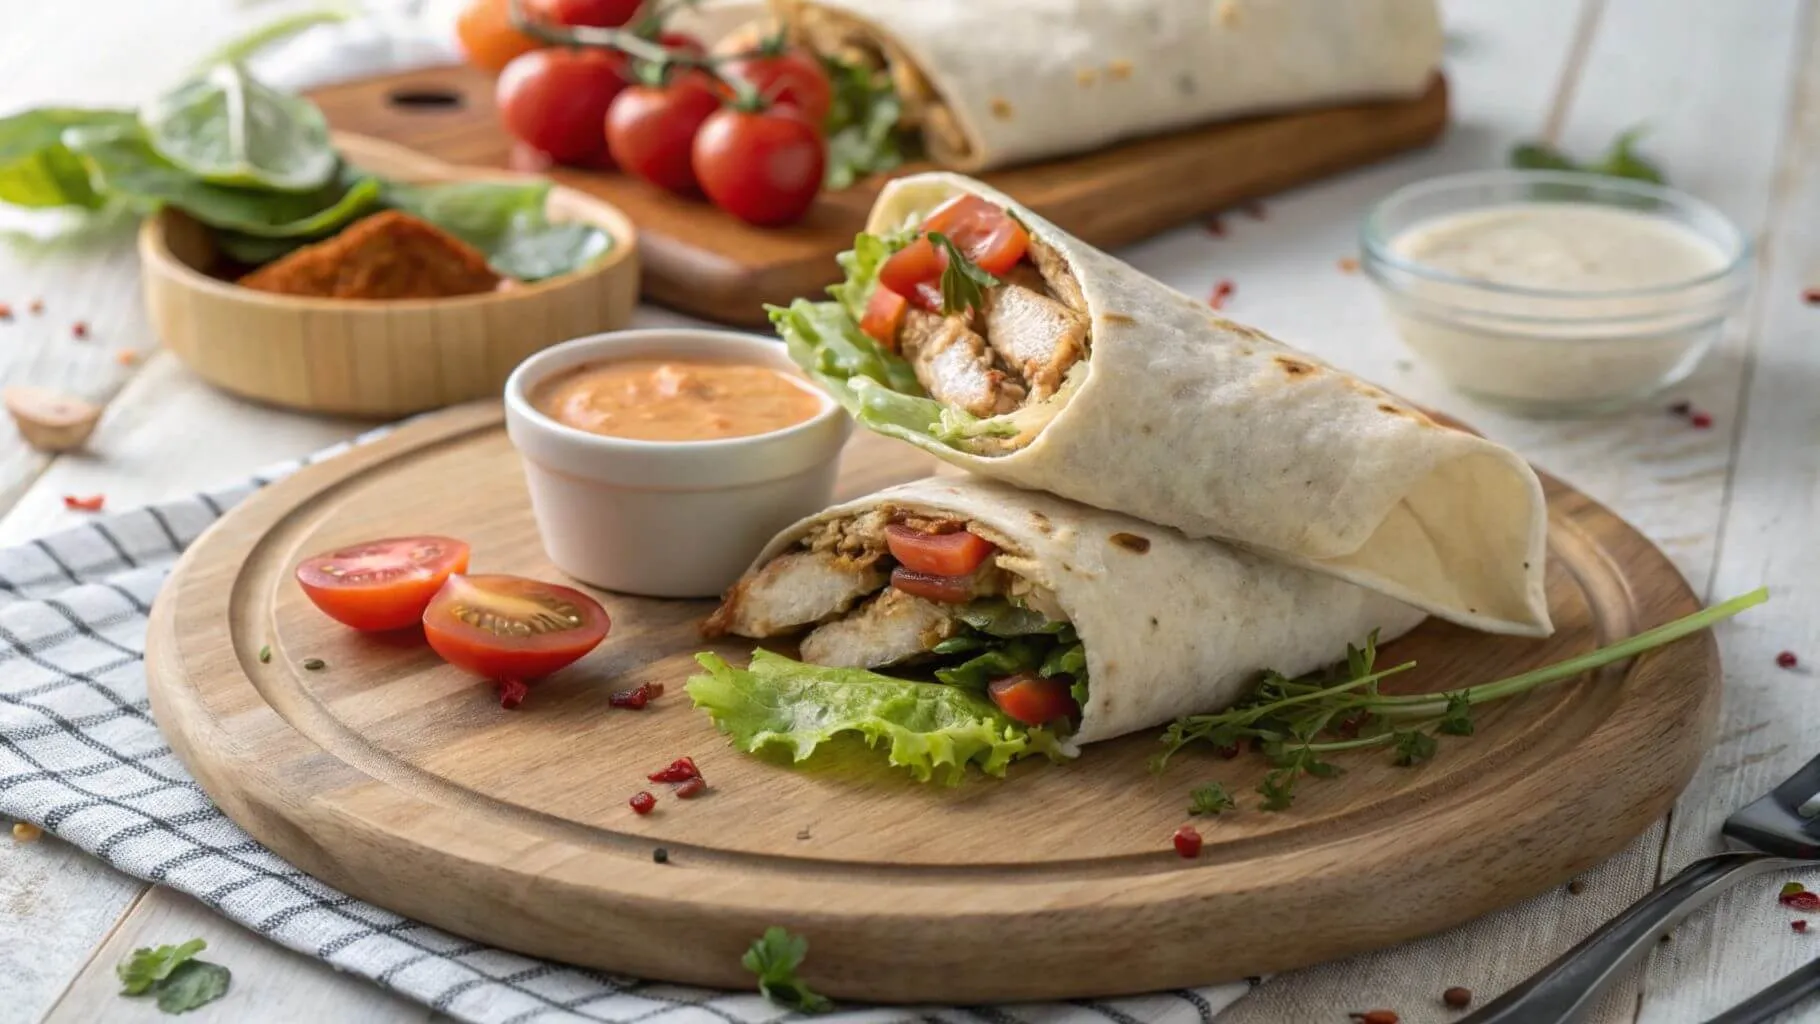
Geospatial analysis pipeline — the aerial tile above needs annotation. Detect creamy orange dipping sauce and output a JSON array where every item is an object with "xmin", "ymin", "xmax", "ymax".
[{"xmin": 532, "ymin": 358, "xmax": 824, "ymax": 442}]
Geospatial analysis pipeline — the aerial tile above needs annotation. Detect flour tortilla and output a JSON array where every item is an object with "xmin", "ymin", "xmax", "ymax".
[
  {"xmin": 847, "ymin": 173, "xmax": 1552, "ymax": 636},
  {"xmin": 778, "ymin": 0, "xmax": 1442, "ymax": 170},
  {"xmin": 735, "ymin": 476, "xmax": 1428, "ymax": 744}
]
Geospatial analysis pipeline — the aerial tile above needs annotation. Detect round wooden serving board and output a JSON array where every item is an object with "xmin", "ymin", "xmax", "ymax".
[{"xmin": 146, "ymin": 403, "xmax": 1720, "ymax": 1003}]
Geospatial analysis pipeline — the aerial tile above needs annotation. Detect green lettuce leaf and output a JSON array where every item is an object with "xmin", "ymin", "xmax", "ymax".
[
  {"xmin": 687, "ymin": 650, "xmax": 1066, "ymax": 785},
  {"xmin": 934, "ymin": 637, "xmax": 1047, "ymax": 689},
  {"xmin": 822, "ymin": 58, "xmax": 918, "ymax": 191},
  {"xmin": 954, "ymin": 599, "xmax": 1068, "ymax": 638}
]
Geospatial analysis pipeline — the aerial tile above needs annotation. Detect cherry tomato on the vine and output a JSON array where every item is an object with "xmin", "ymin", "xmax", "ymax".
[
  {"xmin": 456, "ymin": 0, "xmax": 542, "ymax": 74},
  {"xmin": 692, "ymin": 105, "xmax": 826, "ymax": 227},
  {"xmin": 496, "ymin": 47, "xmax": 629, "ymax": 166},
  {"xmin": 720, "ymin": 48, "xmax": 834, "ymax": 124},
  {"xmin": 524, "ymin": 0, "xmax": 642, "ymax": 28},
  {"xmin": 605, "ymin": 72, "xmax": 723, "ymax": 194}
]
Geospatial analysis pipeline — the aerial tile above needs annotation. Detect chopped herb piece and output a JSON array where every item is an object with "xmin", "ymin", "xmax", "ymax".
[
  {"xmin": 1392, "ymin": 729, "xmax": 1438, "ymax": 766},
  {"xmin": 257, "ymin": 644, "xmax": 271, "ymax": 664},
  {"xmin": 1437, "ymin": 692, "xmax": 1474, "ymax": 736},
  {"xmin": 742, "ymin": 927, "xmax": 832, "ymax": 1013},
  {"xmin": 117, "ymin": 939, "xmax": 206, "ymax": 996},
  {"xmin": 155, "ymin": 960, "xmax": 231, "ymax": 1013},
  {"xmin": 1188, "ymin": 782, "xmax": 1236, "ymax": 816},
  {"xmin": 927, "ymin": 231, "xmax": 998, "ymax": 315},
  {"xmin": 1509, "ymin": 126, "xmax": 1666, "ymax": 184}
]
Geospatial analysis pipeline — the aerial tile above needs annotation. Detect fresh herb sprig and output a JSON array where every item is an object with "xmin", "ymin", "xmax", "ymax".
[
  {"xmin": 928, "ymin": 231, "xmax": 999, "ymax": 315},
  {"xmin": 1188, "ymin": 782, "xmax": 1236, "ymax": 816},
  {"xmin": 1511, "ymin": 125, "xmax": 1666, "ymax": 184},
  {"xmin": 117, "ymin": 938, "xmax": 231, "ymax": 1014},
  {"xmin": 743, "ymin": 927, "xmax": 832, "ymax": 1013},
  {"xmin": 1154, "ymin": 588, "xmax": 1768, "ymax": 812}
]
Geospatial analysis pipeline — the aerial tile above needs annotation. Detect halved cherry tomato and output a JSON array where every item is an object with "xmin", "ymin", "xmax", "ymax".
[
  {"xmin": 456, "ymin": 0, "xmax": 542, "ymax": 74},
  {"xmin": 988, "ymin": 672, "xmax": 1081, "ymax": 726},
  {"xmin": 296, "ymin": 536, "xmax": 471, "ymax": 631},
  {"xmin": 886, "ymin": 523, "xmax": 996, "ymax": 576},
  {"xmin": 922, "ymin": 194, "xmax": 1029, "ymax": 275},
  {"xmin": 721, "ymin": 48, "xmax": 834, "ymax": 124},
  {"xmin": 606, "ymin": 71, "xmax": 722, "ymax": 194},
  {"xmin": 878, "ymin": 236, "xmax": 947, "ymax": 311},
  {"xmin": 859, "ymin": 286, "xmax": 907, "ymax": 347},
  {"xmin": 890, "ymin": 567, "xmax": 975, "ymax": 604},
  {"xmin": 423, "ymin": 574, "xmax": 610, "ymax": 680}
]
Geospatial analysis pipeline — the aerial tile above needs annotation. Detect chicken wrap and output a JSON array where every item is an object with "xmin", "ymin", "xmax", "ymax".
[
  {"xmin": 771, "ymin": 173, "xmax": 1553, "ymax": 636},
  {"xmin": 690, "ymin": 477, "xmax": 1427, "ymax": 782},
  {"xmin": 777, "ymin": 0, "xmax": 1443, "ymax": 173}
]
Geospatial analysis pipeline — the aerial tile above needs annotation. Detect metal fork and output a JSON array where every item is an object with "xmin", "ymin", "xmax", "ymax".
[{"xmin": 1460, "ymin": 751, "xmax": 1820, "ymax": 1024}]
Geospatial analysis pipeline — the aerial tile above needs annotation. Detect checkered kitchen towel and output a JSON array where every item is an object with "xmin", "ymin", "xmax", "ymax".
[{"xmin": 0, "ymin": 430, "xmax": 1253, "ymax": 1024}]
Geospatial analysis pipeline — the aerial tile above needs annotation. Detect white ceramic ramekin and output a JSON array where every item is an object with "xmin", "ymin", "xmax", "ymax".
[{"xmin": 503, "ymin": 329, "xmax": 850, "ymax": 598}]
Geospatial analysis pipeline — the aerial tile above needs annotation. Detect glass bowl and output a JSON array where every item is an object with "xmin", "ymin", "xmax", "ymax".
[{"xmin": 1360, "ymin": 170, "xmax": 1751, "ymax": 416}]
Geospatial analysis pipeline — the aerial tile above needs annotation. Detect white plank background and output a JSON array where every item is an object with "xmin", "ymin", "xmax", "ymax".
[{"xmin": 4, "ymin": 0, "xmax": 1818, "ymax": 1021}]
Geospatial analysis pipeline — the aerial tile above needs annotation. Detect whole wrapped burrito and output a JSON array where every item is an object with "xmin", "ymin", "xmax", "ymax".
[
  {"xmin": 779, "ymin": 0, "xmax": 1443, "ymax": 171},
  {"xmin": 772, "ymin": 173, "xmax": 1552, "ymax": 636},
  {"xmin": 692, "ymin": 477, "xmax": 1426, "ymax": 780}
]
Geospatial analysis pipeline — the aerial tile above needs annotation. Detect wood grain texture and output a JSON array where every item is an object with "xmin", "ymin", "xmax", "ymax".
[
  {"xmin": 142, "ymin": 134, "xmax": 641, "ymax": 418},
  {"xmin": 142, "ymin": 402, "xmax": 1718, "ymax": 1003},
  {"xmin": 306, "ymin": 64, "xmax": 1450, "ymax": 326}
]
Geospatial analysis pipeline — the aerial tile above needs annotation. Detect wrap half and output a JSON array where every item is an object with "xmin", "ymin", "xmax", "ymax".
[
  {"xmin": 772, "ymin": 173, "xmax": 1553, "ymax": 636},
  {"xmin": 780, "ymin": 0, "xmax": 1443, "ymax": 171},
  {"xmin": 694, "ymin": 476, "xmax": 1426, "ymax": 780}
]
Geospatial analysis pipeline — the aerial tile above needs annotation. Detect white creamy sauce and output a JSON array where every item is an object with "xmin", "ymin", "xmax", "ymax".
[{"xmin": 1382, "ymin": 202, "xmax": 1734, "ymax": 409}]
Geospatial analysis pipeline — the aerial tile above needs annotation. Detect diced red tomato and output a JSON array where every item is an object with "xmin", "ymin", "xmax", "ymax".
[
  {"xmin": 296, "ymin": 535, "xmax": 471, "ymax": 631},
  {"xmin": 859, "ymin": 287, "xmax": 908, "ymax": 347},
  {"xmin": 922, "ymin": 194, "xmax": 1029, "ymax": 275},
  {"xmin": 422, "ymin": 574, "xmax": 609, "ymax": 680},
  {"xmin": 885, "ymin": 524, "xmax": 995, "ymax": 576},
  {"xmin": 878, "ymin": 236, "xmax": 947, "ymax": 312},
  {"xmin": 890, "ymin": 567, "xmax": 975, "ymax": 604},
  {"xmin": 987, "ymin": 672, "xmax": 1080, "ymax": 726}
]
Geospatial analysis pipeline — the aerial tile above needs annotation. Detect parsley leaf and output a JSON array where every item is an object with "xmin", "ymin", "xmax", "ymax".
[
  {"xmin": 155, "ymin": 961, "xmax": 231, "ymax": 1014},
  {"xmin": 1392, "ymin": 729, "xmax": 1438, "ymax": 767},
  {"xmin": 1189, "ymin": 781, "xmax": 1236, "ymax": 816},
  {"xmin": 822, "ymin": 58, "xmax": 918, "ymax": 190},
  {"xmin": 117, "ymin": 939, "xmax": 207, "ymax": 995},
  {"xmin": 1437, "ymin": 692, "xmax": 1474, "ymax": 736},
  {"xmin": 742, "ymin": 927, "xmax": 832, "ymax": 1013},
  {"xmin": 928, "ymin": 231, "xmax": 998, "ymax": 315},
  {"xmin": 1508, "ymin": 125, "xmax": 1666, "ymax": 184}
]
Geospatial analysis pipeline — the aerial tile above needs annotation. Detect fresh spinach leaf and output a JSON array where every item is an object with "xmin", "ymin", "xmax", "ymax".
[
  {"xmin": 155, "ymin": 961, "xmax": 231, "ymax": 1014},
  {"xmin": 0, "ymin": 108, "xmax": 135, "ymax": 209},
  {"xmin": 141, "ymin": 62, "xmax": 336, "ymax": 192},
  {"xmin": 378, "ymin": 178, "xmax": 612, "ymax": 280}
]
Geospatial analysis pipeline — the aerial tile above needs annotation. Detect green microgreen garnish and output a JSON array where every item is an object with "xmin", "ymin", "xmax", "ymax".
[
  {"xmin": 1510, "ymin": 125, "xmax": 1665, "ymax": 184},
  {"xmin": 743, "ymin": 926, "xmax": 832, "ymax": 1013},
  {"xmin": 1155, "ymin": 588, "xmax": 1767, "ymax": 812},
  {"xmin": 927, "ymin": 231, "xmax": 999, "ymax": 315},
  {"xmin": 1188, "ymin": 781, "xmax": 1236, "ymax": 816}
]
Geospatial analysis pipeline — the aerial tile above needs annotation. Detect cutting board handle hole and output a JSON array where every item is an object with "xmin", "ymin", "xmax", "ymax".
[{"xmin": 387, "ymin": 87, "xmax": 464, "ymax": 110}]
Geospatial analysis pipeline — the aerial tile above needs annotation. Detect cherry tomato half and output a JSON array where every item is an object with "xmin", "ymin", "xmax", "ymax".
[
  {"xmin": 296, "ymin": 536, "xmax": 471, "ymax": 631},
  {"xmin": 423, "ymin": 574, "xmax": 610, "ymax": 680},
  {"xmin": 497, "ymin": 47, "xmax": 629, "ymax": 166},
  {"xmin": 885, "ymin": 523, "xmax": 996, "ymax": 576},
  {"xmin": 525, "ymin": 0, "xmax": 642, "ymax": 28},
  {"xmin": 859, "ymin": 286, "xmax": 907, "ymax": 347},
  {"xmin": 456, "ymin": 0, "xmax": 542, "ymax": 74},
  {"xmin": 721, "ymin": 48, "xmax": 834, "ymax": 124},
  {"xmin": 878, "ymin": 235, "xmax": 947, "ymax": 311},
  {"xmin": 605, "ymin": 72, "xmax": 723, "ymax": 194},
  {"xmin": 922, "ymin": 194, "xmax": 1029, "ymax": 276},
  {"xmin": 890, "ymin": 567, "xmax": 976, "ymax": 604},
  {"xmin": 988, "ymin": 672, "xmax": 1081, "ymax": 726},
  {"xmin": 692, "ymin": 105, "xmax": 825, "ymax": 227}
]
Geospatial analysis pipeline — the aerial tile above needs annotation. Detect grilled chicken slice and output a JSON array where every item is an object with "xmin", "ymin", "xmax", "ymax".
[
  {"xmin": 984, "ymin": 266, "xmax": 1089, "ymax": 401},
  {"xmin": 800, "ymin": 588, "xmax": 961, "ymax": 669},
  {"xmin": 1026, "ymin": 236, "xmax": 1088, "ymax": 313},
  {"xmin": 899, "ymin": 309, "xmax": 1025, "ymax": 418},
  {"xmin": 704, "ymin": 549, "xmax": 886, "ymax": 638}
]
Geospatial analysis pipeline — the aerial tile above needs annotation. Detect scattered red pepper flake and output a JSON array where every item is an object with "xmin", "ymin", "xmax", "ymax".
[
  {"xmin": 1777, "ymin": 651, "xmax": 1799, "ymax": 669},
  {"xmin": 1337, "ymin": 257, "xmax": 1360, "ymax": 274},
  {"xmin": 673, "ymin": 776, "xmax": 707, "ymax": 799},
  {"xmin": 0, "ymin": 303, "xmax": 12, "ymax": 320},
  {"xmin": 1803, "ymin": 287, "xmax": 1820, "ymax": 306},
  {"xmin": 609, "ymin": 684, "xmax": 652, "ymax": 709},
  {"xmin": 1241, "ymin": 200, "xmax": 1267, "ymax": 220},
  {"xmin": 1208, "ymin": 279, "xmax": 1235, "ymax": 310},
  {"xmin": 29, "ymin": 299, "xmax": 43, "ymax": 315},
  {"xmin": 1690, "ymin": 410, "xmax": 1714, "ymax": 429},
  {"xmin": 1172, "ymin": 824, "xmax": 1202, "ymax": 858},
  {"xmin": 495, "ymin": 678, "xmax": 528, "ymax": 709},
  {"xmin": 1442, "ymin": 987, "xmax": 1473, "ymax": 1008},
  {"xmin": 647, "ymin": 757, "xmax": 700, "ymax": 784},
  {"xmin": 115, "ymin": 349, "xmax": 142, "ymax": 366},
  {"xmin": 70, "ymin": 321, "xmax": 88, "ymax": 340},
  {"xmin": 629, "ymin": 791, "xmax": 656, "ymax": 815},
  {"xmin": 1780, "ymin": 889, "xmax": 1820, "ymax": 911},
  {"xmin": 1203, "ymin": 215, "xmax": 1227, "ymax": 237},
  {"xmin": 1795, "ymin": 920, "xmax": 1810, "ymax": 933},
  {"xmin": 63, "ymin": 494, "xmax": 104, "ymax": 512},
  {"xmin": 1348, "ymin": 1012, "xmax": 1398, "ymax": 1024}
]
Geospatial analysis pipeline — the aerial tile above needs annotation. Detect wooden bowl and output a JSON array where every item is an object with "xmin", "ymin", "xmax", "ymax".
[{"xmin": 140, "ymin": 134, "xmax": 640, "ymax": 418}]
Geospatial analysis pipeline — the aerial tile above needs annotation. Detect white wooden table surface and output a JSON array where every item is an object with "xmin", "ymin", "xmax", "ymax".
[{"xmin": 4, "ymin": 1, "xmax": 1818, "ymax": 1021}]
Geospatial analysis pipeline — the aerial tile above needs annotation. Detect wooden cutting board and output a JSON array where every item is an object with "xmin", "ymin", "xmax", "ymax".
[
  {"xmin": 307, "ymin": 66, "xmax": 1449, "ymax": 325},
  {"xmin": 145, "ymin": 403, "xmax": 1718, "ymax": 1003}
]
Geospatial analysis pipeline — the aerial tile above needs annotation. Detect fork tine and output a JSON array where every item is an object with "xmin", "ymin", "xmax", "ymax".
[{"xmin": 1770, "ymin": 751, "xmax": 1820, "ymax": 817}]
